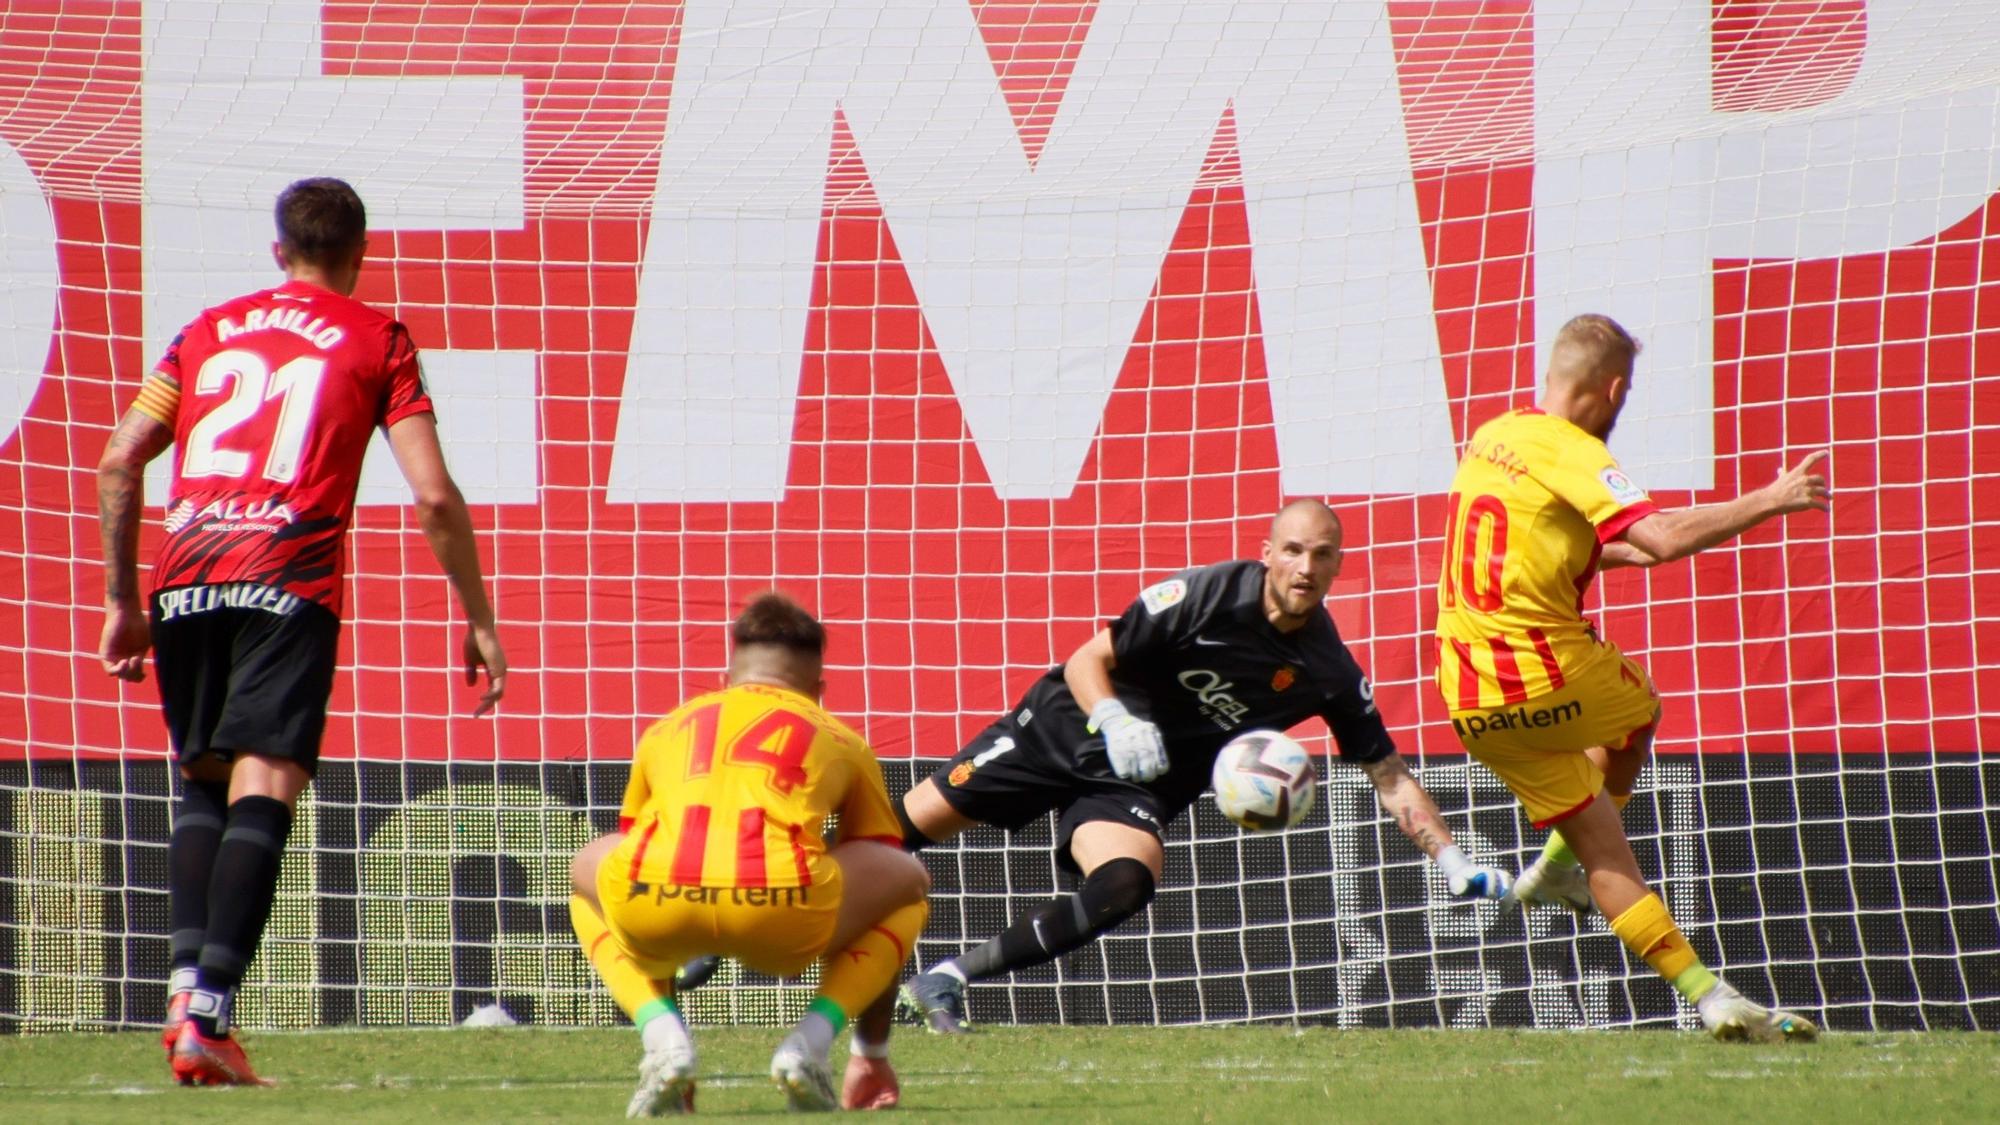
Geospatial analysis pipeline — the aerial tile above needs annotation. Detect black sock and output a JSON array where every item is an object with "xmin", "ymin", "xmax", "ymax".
[
  {"xmin": 954, "ymin": 858, "xmax": 1156, "ymax": 981},
  {"xmin": 192, "ymin": 795, "xmax": 295, "ymax": 1035},
  {"xmin": 169, "ymin": 779, "xmax": 229, "ymax": 984}
]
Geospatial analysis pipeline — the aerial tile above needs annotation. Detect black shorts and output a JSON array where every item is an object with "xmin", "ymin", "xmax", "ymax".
[
  {"xmin": 926, "ymin": 712, "xmax": 1189, "ymax": 874},
  {"xmin": 150, "ymin": 583, "xmax": 341, "ymax": 773}
]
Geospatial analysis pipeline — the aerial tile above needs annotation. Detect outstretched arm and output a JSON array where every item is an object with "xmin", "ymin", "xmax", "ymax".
[
  {"xmin": 1618, "ymin": 451, "xmax": 1829, "ymax": 566},
  {"xmin": 96, "ymin": 405, "xmax": 175, "ymax": 681},
  {"xmin": 1360, "ymin": 753, "xmax": 1511, "ymax": 899},
  {"xmin": 386, "ymin": 413, "xmax": 506, "ymax": 716}
]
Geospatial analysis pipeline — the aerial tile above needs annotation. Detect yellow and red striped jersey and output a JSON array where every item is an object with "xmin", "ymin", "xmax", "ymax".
[
  {"xmin": 1434, "ymin": 409, "xmax": 1657, "ymax": 711},
  {"xmin": 617, "ymin": 682, "xmax": 902, "ymax": 889}
]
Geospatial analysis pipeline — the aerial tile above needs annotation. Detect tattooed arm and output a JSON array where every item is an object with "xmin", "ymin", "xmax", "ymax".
[
  {"xmin": 97, "ymin": 402, "xmax": 174, "ymax": 681},
  {"xmin": 1360, "ymin": 753, "xmax": 1454, "ymax": 858},
  {"xmin": 1360, "ymin": 752, "xmax": 1514, "ymax": 899}
]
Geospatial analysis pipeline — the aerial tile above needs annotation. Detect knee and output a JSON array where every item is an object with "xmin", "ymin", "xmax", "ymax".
[
  {"xmin": 892, "ymin": 848, "xmax": 932, "ymax": 903},
  {"xmin": 571, "ymin": 833, "xmax": 620, "ymax": 900},
  {"xmin": 1082, "ymin": 857, "xmax": 1156, "ymax": 927}
]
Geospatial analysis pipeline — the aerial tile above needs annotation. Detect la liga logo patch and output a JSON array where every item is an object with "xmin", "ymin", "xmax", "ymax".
[
  {"xmin": 1271, "ymin": 666, "xmax": 1296, "ymax": 692},
  {"xmin": 1598, "ymin": 466, "xmax": 1649, "ymax": 505},
  {"xmin": 1140, "ymin": 578, "xmax": 1187, "ymax": 615},
  {"xmin": 948, "ymin": 762, "xmax": 975, "ymax": 786}
]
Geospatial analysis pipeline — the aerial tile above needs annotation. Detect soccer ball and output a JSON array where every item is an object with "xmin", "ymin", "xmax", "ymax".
[{"xmin": 1210, "ymin": 730, "xmax": 1316, "ymax": 831}]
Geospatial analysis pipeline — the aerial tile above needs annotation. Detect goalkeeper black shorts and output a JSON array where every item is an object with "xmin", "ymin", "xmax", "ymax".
[{"xmin": 926, "ymin": 712, "xmax": 1191, "ymax": 874}]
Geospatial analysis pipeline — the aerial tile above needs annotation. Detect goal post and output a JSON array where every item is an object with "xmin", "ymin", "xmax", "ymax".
[{"xmin": 4, "ymin": 0, "xmax": 1999, "ymax": 1033}]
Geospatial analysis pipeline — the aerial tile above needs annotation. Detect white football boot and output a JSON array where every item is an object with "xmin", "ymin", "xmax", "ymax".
[
  {"xmin": 1698, "ymin": 981, "xmax": 1819, "ymax": 1043},
  {"xmin": 627, "ymin": 1022, "xmax": 698, "ymax": 1117},
  {"xmin": 1505, "ymin": 857, "xmax": 1594, "ymax": 914},
  {"xmin": 770, "ymin": 1038, "xmax": 839, "ymax": 1113}
]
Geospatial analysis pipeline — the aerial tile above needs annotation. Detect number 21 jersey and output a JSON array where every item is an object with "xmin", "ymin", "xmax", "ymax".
[{"xmin": 151, "ymin": 279, "xmax": 434, "ymax": 615}]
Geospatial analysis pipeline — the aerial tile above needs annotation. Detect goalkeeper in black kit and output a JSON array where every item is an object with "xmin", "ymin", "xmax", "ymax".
[{"xmin": 882, "ymin": 499, "xmax": 1514, "ymax": 1035}]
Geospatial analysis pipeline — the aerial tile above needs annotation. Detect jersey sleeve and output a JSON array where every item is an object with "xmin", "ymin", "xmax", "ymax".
[
  {"xmin": 618, "ymin": 722, "xmax": 664, "ymax": 832},
  {"xmin": 153, "ymin": 327, "xmax": 192, "ymax": 386},
  {"xmin": 832, "ymin": 737, "xmax": 904, "ymax": 847},
  {"xmin": 1543, "ymin": 439, "xmax": 1658, "ymax": 544},
  {"xmin": 1318, "ymin": 650, "xmax": 1395, "ymax": 765},
  {"xmin": 1108, "ymin": 563, "xmax": 1234, "ymax": 664},
  {"xmin": 379, "ymin": 323, "xmax": 435, "ymax": 429}
]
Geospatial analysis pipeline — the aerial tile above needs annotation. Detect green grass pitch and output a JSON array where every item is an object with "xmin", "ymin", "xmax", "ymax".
[{"xmin": 6, "ymin": 1025, "xmax": 1996, "ymax": 1122}]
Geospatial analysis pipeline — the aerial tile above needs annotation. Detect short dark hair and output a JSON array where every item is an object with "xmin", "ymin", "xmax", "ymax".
[
  {"xmin": 275, "ymin": 178, "xmax": 367, "ymax": 265},
  {"xmin": 732, "ymin": 592, "xmax": 826, "ymax": 658}
]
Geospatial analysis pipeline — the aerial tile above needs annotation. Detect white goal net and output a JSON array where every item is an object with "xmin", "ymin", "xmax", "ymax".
[{"xmin": 3, "ymin": 0, "xmax": 1997, "ymax": 1033}]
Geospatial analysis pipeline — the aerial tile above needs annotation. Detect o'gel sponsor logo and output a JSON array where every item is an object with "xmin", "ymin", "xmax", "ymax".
[
  {"xmin": 1452, "ymin": 699, "xmax": 1584, "ymax": 740},
  {"xmin": 1177, "ymin": 668, "xmax": 1250, "ymax": 730}
]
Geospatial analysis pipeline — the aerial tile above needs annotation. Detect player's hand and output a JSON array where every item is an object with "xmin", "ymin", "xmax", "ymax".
[
  {"xmin": 463, "ymin": 622, "xmax": 507, "ymax": 717},
  {"xmin": 842, "ymin": 1053, "xmax": 900, "ymax": 1110},
  {"xmin": 1436, "ymin": 844, "xmax": 1512, "ymax": 900},
  {"xmin": 99, "ymin": 601, "xmax": 151, "ymax": 683},
  {"xmin": 1448, "ymin": 864, "xmax": 1513, "ymax": 900},
  {"xmin": 1765, "ymin": 450, "xmax": 1830, "ymax": 514},
  {"xmin": 1089, "ymin": 698, "xmax": 1168, "ymax": 783}
]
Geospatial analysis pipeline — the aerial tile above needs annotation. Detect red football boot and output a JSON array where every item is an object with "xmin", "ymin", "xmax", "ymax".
[
  {"xmin": 170, "ymin": 1022, "xmax": 272, "ymax": 1087},
  {"xmin": 161, "ymin": 992, "xmax": 190, "ymax": 1056}
]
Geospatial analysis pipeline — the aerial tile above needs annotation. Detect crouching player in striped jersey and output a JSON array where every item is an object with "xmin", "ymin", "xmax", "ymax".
[{"xmin": 569, "ymin": 594, "xmax": 929, "ymax": 1114}]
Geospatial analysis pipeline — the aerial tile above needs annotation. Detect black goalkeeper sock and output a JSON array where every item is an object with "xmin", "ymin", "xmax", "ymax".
[
  {"xmin": 168, "ymin": 779, "xmax": 229, "ymax": 981},
  {"xmin": 192, "ymin": 795, "xmax": 295, "ymax": 1035},
  {"xmin": 953, "ymin": 858, "xmax": 1156, "ymax": 981}
]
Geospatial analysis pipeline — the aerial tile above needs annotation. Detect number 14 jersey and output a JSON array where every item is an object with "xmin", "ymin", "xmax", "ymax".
[
  {"xmin": 149, "ymin": 279, "xmax": 434, "ymax": 614},
  {"xmin": 617, "ymin": 683, "xmax": 904, "ymax": 889},
  {"xmin": 1434, "ymin": 408, "xmax": 1657, "ymax": 711}
]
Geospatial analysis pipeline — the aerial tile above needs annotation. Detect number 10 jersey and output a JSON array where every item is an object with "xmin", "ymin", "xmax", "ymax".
[{"xmin": 1434, "ymin": 408, "xmax": 1658, "ymax": 711}]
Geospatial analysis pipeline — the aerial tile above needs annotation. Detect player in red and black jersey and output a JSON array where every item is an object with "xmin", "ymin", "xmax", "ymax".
[
  {"xmin": 886, "ymin": 500, "xmax": 1514, "ymax": 1035},
  {"xmin": 95, "ymin": 178, "xmax": 507, "ymax": 1086}
]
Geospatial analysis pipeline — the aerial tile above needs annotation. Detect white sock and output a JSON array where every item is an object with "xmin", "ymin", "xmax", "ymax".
[
  {"xmin": 931, "ymin": 961, "xmax": 968, "ymax": 985},
  {"xmin": 788, "ymin": 1011, "xmax": 838, "ymax": 1061},
  {"xmin": 640, "ymin": 1007, "xmax": 692, "ymax": 1058}
]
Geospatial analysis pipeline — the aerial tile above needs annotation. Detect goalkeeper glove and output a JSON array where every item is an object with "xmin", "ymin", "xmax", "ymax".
[
  {"xmin": 1436, "ymin": 845, "xmax": 1513, "ymax": 899},
  {"xmin": 1087, "ymin": 698, "xmax": 1169, "ymax": 783}
]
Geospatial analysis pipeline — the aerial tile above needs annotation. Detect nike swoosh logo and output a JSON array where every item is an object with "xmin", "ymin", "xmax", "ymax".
[{"xmin": 1192, "ymin": 636, "xmax": 1229, "ymax": 647}]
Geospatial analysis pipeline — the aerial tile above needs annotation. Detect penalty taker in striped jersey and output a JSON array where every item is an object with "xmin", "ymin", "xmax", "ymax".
[{"xmin": 1437, "ymin": 313, "xmax": 1827, "ymax": 1042}]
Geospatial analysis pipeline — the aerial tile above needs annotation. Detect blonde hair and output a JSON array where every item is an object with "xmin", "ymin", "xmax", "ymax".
[{"xmin": 1550, "ymin": 314, "xmax": 1642, "ymax": 383}]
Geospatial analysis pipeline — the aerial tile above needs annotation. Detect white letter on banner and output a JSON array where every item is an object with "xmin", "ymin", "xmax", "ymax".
[
  {"xmin": 139, "ymin": 0, "xmax": 534, "ymax": 503},
  {"xmin": 1707, "ymin": 0, "xmax": 2000, "ymax": 259},
  {"xmin": 0, "ymin": 137, "xmax": 58, "ymax": 452},
  {"xmin": 611, "ymin": 0, "xmax": 1447, "ymax": 501},
  {"xmin": 1535, "ymin": 1, "xmax": 1717, "ymax": 489},
  {"xmin": 1536, "ymin": 1, "xmax": 2000, "ymax": 489}
]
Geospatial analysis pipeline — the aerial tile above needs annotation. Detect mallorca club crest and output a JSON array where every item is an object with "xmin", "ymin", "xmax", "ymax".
[
  {"xmin": 948, "ymin": 762, "xmax": 975, "ymax": 786},
  {"xmin": 1271, "ymin": 666, "xmax": 1297, "ymax": 692}
]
